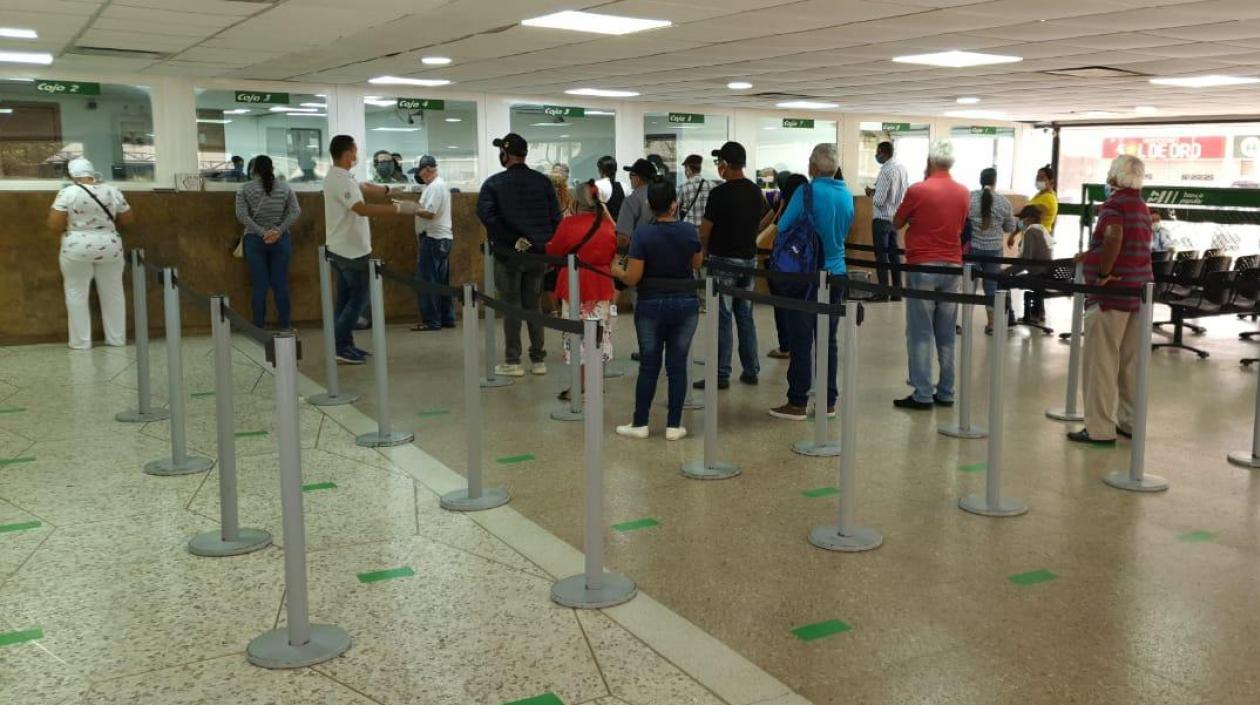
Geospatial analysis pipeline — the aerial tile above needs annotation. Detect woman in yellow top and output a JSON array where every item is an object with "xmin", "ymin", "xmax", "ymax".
[{"xmin": 1027, "ymin": 165, "xmax": 1058, "ymax": 232}]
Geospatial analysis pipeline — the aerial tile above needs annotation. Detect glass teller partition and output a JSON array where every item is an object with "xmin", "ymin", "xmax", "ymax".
[
  {"xmin": 364, "ymin": 97, "xmax": 479, "ymax": 189},
  {"xmin": 642, "ymin": 112, "xmax": 729, "ymax": 186},
  {"xmin": 195, "ymin": 89, "xmax": 330, "ymax": 184},
  {"xmin": 510, "ymin": 104, "xmax": 615, "ymax": 181}
]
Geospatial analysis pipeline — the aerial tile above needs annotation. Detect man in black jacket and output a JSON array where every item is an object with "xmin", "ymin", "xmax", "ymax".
[{"xmin": 476, "ymin": 133, "xmax": 562, "ymax": 376}]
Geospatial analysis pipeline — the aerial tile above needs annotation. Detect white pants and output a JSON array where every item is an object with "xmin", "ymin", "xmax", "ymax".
[{"xmin": 59, "ymin": 253, "xmax": 126, "ymax": 349}]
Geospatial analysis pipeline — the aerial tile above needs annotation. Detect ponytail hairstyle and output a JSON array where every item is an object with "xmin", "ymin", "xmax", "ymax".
[
  {"xmin": 252, "ymin": 155, "xmax": 276, "ymax": 195},
  {"xmin": 979, "ymin": 167, "xmax": 997, "ymax": 230},
  {"xmin": 1037, "ymin": 164, "xmax": 1056, "ymax": 191}
]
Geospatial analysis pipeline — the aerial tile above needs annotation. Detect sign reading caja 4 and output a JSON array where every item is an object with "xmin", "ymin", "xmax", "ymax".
[
  {"xmin": 36, "ymin": 80, "xmax": 100, "ymax": 96},
  {"xmin": 234, "ymin": 91, "xmax": 291, "ymax": 105},
  {"xmin": 397, "ymin": 98, "xmax": 444, "ymax": 110}
]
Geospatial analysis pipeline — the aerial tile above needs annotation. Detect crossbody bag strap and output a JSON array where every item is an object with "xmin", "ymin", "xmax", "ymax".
[
  {"xmin": 569, "ymin": 209, "xmax": 605, "ymax": 257},
  {"xmin": 75, "ymin": 182, "xmax": 115, "ymax": 225},
  {"xmin": 682, "ymin": 178, "xmax": 706, "ymax": 217}
]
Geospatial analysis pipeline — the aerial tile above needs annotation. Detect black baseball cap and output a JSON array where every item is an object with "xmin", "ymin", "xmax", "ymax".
[
  {"xmin": 711, "ymin": 141, "xmax": 747, "ymax": 167},
  {"xmin": 682, "ymin": 154, "xmax": 704, "ymax": 169},
  {"xmin": 415, "ymin": 155, "xmax": 437, "ymax": 170},
  {"xmin": 492, "ymin": 133, "xmax": 528, "ymax": 157},
  {"xmin": 624, "ymin": 158, "xmax": 657, "ymax": 180}
]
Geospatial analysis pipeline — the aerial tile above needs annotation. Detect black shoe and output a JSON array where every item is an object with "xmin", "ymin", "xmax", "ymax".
[
  {"xmin": 631, "ymin": 352, "xmax": 641, "ymax": 362},
  {"xmin": 442, "ymin": 322, "xmax": 456, "ymax": 329},
  {"xmin": 739, "ymin": 373, "xmax": 759, "ymax": 385},
  {"xmin": 890, "ymin": 296, "xmax": 902, "ymax": 302},
  {"xmin": 1067, "ymin": 429, "xmax": 1116, "ymax": 445},
  {"xmin": 694, "ymin": 378, "xmax": 730, "ymax": 390},
  {"xmin": 933, "ymin": 395, "xmax": 954, "ymax": 407},
  {"xmin": 893, "ymin": 395, "xmax": 933, "ymax": 410},
  {"xmin": 1116, "ymin": 426, "xmax": 1133, "ymax": 439}
]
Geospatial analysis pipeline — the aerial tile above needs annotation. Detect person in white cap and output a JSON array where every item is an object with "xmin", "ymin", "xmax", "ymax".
[{"xmin": 47, "ymin": 158, "xmax": 134, "ymax": 349}]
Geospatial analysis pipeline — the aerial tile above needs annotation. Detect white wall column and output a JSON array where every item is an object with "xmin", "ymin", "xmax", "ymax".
[
  {"xmin": 329, "ymin": 85, "xmax": 368, "ymax": 180},
  {"xmin": 151, "ymin": 76, "xmax": 198, "ymax": 188}
]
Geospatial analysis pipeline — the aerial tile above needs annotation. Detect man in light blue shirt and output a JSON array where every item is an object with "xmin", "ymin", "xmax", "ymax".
[
  {"xmin": 865, "ymin": 141, "xmax": 908, "ymax": 294},
  {"xmin": 766, "ymin": 143, "xmax": 854, "ymax": 420}
]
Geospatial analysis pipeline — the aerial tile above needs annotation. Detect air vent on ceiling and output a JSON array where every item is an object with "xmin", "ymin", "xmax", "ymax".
[
  {"xmin": 67, "ymin": 46, "xmax": 170, "ymax": 60},
  {"xmin": 1042, "ymin": 66, "xmax": 1148, "ymax": 78}
]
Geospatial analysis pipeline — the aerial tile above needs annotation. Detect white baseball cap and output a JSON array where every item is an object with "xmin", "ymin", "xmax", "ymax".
[{"xmin": 67, "ymin": 157, "xmax": 97, "ymax": 178}]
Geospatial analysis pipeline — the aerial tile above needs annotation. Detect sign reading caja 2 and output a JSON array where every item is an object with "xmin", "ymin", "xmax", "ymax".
[
  {"xmin": 543, "ymin": 105, "xmax": 584, "ymax": 118},
  {"xmin": 234, "ymin": 91, "xmax": 290, "ymax": 105},
  {"xmin": 397, "ymin": 98, "xmax": 444, "ymax": 110},
  {"xmin": 36, "ymin": 80, "xmax": 100, "ymax": 96}
]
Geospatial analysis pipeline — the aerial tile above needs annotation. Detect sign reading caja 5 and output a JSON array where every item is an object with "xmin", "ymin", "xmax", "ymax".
[{"xmin": 36, "ymin": 80, "xmax": 100, "ymax": 96}]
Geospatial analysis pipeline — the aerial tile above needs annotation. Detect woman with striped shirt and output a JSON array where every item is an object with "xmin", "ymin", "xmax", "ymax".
[{"xmin": 235, "ymin": 155, "xmax": 300, "ymax": 328}]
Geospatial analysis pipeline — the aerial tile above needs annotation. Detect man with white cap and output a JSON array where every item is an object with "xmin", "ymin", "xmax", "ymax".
[
  {"xmin": 47, "ymin": 157, "xmax": 135, "ymax": 349},
  {"xmin": 410, "ymin": 154, "xmax": 455, "ymax": 331}
]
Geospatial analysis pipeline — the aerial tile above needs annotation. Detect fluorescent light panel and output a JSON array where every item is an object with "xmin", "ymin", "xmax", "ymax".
[
  {"xmin": 521, "ymin": 10, "xmax": 670, "ymax": 36},
  {"xmin": 223, "ymin": 109, "xmax": 251, "ymax": 115},
  {"xmin": 0, "ymin": 108, "xmax": 13, "ymax": 114},
  {"xmin": 421, "ymin": 56, "xmax": 451, "ymax": 65},
  {"xmin": 776, "ymin": 100, "xmax": 837, "ymax": 109},
  {"xmin": 197, "ymin": 119, "xmax": 231, "ymax": 124},
  {"xmin": 893, "ymin": 50, "xmax": 1021, "ymax": 68},
  {"xmin": 299, "ymin": 102, "xmax": 326, "ymax": 108},
  {"xmin": 444, "ymin": 118, "xmax": 462, "ymax": 122},
  {"xmin": 728, "ymin": 81, "xmax": 752, "ymax": 90},
  {"xmin": 956, "ymin": 96, "xmax": 981, "ymax": 104},
  {"xmin": 270, "ymin": 106, "xmax": 317, "ymax": 112},
  {"xmin": 1149, "ymin": 75, "xmax": 1260, "ymax": 88},
  {"xmin": 566, "ymin": 87, "xmax": 639, "ymax": 97},
  {"xmin": 369, "ymin": 75, "xmax": 451, "ymax": 87},
  {"xmin": 0, "ymin": 51, "xmax": 53, "ymax": 65},
  {"xmin": 0, "ymin": 28, "xmax": 38, "ymax": 39},
  {"xmin": 373, "ymin": 127, "xmax": 419, "ymax": 132}
]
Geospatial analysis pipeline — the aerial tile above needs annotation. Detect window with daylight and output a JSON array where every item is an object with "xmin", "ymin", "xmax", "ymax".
[
  {"xmin": 642, "ymin": 112, "xmax": 729, "ymax": 186},
  {"xmin": 755, "ymin": 117, "xmax": 839, "ymax": 182},
  {"xmin": 949, "ymin": 125, "xmax": 1015, "ymax": 192},
  {"xmin": 195, "ymin": 89, "xmax": 329, "ymax": 185},
  {"xmin": 857, "ymin": 121, "xmax": 931, "ymax": 190}
]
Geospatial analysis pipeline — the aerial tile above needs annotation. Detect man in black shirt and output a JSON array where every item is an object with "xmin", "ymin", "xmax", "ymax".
[
  {"xmin": 476, "ymin": 133, "xmax": 562, "ymax": 377},
  {"xmin": 697, "ymin": 141, "xmax": 765, "ymax": 389}
]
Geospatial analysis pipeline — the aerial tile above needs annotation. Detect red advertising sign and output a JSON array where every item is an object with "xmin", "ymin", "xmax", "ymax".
[{"xmin": 1102, "ymin": 136, "xmax": 1226, "ymax": 160}]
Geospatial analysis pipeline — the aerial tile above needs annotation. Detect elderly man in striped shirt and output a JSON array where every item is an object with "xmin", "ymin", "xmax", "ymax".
[{"xmin": 865, "ymin": 141, "xmax": 909, "ymax": 298}]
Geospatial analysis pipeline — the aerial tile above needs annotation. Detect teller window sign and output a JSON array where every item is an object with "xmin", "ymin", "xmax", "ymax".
[{"xmin": 194, "ymin": 88, "xmax": 330, "ymax": 184}]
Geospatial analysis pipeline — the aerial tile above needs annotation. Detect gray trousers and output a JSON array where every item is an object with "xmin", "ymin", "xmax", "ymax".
[{"xmin": 494, "ymin": 257, "xmax": 547, "ymax": 364}]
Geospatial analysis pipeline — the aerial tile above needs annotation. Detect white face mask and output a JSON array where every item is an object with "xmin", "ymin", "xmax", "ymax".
[{"xmin": 1035, "ymin": 180, "xmax": 1048, "ymax": 191}]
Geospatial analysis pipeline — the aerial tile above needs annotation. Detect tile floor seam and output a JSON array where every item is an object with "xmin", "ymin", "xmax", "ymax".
[
  {"xmin": 0, "ymin": 492, "xmax": 57, "ymax": 529},
  {"xmin": 572, "ymin": 608, "xmax": 615, "ymax": 702},
  {"xmin": 0, "ymin": 525, "xmax": 55, "ymax": 592},
  {"xmin": 309, "ymin": 666, "xmax": 393, "ymax": 705},
  {"xmin": 314, "ymin": 413, "xmax": 327, "ymax": 448},
  {"xmin": 81, "ymin": 649, "xmax": 247, "ymax": 687},
  {"xmin": 272, "ymin": 586, "xmax": 286, "ymax": 630},
  {"xmin": 590, "ymin": 610, "xmax": 738, "ymax": 705},
  {"xmin": 183, "ymin": 469, "xmax": 214, "ymax": 512}
]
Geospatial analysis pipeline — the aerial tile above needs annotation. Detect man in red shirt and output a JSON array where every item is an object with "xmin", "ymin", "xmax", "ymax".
[
  {"xmin": 1070, "ymin": 154, "xmax": 1153, "ymax": 444},
  {"xmin": 892, "ymin": 140, "xmax": 970, "ymax": 409}
]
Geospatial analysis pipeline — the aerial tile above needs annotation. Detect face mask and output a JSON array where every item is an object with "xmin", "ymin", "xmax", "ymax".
[
  {"xmin": 1104, "ymin": 184, "xmax": 1116, "ymax": 198},
  {"xmin": 498, "ymin": 150, "xmax": 509, "ymax": 167},
  {"xmin": 375, "ymin": 162, "xmax": 395, "ymax": 178},
  {"xmin": 1036, "ymin": 180, "xmax": 1048, "ymax": 191},
  {"xmin": 876, "ymin": 154, "xmax": 887, "ymax": 165}
]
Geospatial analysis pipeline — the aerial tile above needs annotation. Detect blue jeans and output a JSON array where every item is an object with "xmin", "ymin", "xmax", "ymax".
[
  {"xmin": 905, "ymin": 266, "xmax": 959, "ymax": 403},
  {"xmin": 633, "ymin": 296, "xmax": 700, "ymax": 428},
  {"xmin": 243, "ymin": 232, "xmax": 292, "ymax": 328},
  {"xmin": 709, "ymin": 255, "xmax": 759, "ymax": 381},
  {"xmin": 786, "ymin": 282, "xmax": 842, "ymax": 409},
  {"xmin": 333, "ymin": 256, "xmax": 370, "ymax": 354},
  {"xmin": 872, "ymin": 218, "xmax": 902, "ymax": 288},
  {"xmin": 766, "ymin": 275, "xmax": 791, "ymax": 352},
  {"xmin": 417, "ymin": 235, "xmax": 454, "ymax": 327},
  {"xmin": 970, "ymin": 247, "xmax": 1001, "ymax": 300}
]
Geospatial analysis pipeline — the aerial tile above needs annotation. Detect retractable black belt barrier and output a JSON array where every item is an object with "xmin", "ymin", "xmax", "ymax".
[
  {"xmin": 377, "ymin": 262, "xmax": 463, "ymax": 299},
  {"xmin": 475, "ymin": 291, "xmax": 586, "ymax": 335},
  {"xmin": 973, "ymin": 271, "xmax": 1145, "ymax": 299}
]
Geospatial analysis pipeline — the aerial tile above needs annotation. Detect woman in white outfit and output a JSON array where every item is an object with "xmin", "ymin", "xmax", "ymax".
[{"xmin": 47, "ymin": 158, "xmax": 134, "ymax": 349}]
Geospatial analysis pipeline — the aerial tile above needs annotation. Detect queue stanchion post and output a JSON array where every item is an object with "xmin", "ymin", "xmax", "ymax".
[
  {"xmin": 355, "ymin": 259, "xmax": 414, "ymax": 448},
  {"xmin": 810, "ymin": 300, "xmax": 882, "ymax": 552},
  {"xmin": 248, "ymin": 333, "xmax": 352, "ymax": 668},
  {"xmin": 1228, "ymin": 351, "xmax": 1260, "ymax": 467},
  {"xmin": 940, "ymin": 264, "xmax": 987, "ymax": 439},
  {"xmin": 144, "ymin": 267, "xmax": 215, "ymax": 476},
  {"xmin": 1105, "ymin": 283, "xmax": 1170, "ymax": 492},
  {"xmin": 307, "ymin": 247, "xmax": 360, "ymax": 407},
  {"xmin": 1046, "ymin": 262, "xmax": 1086, "ymax": 422},
  {"xmin": 481, "ymin": 247, "xmax": 513, "ymax": 388},
  {"xmin": 441, "ymin": 285, "xmax": 510, "ymax": 511},
  {"xmin": 682, "ymin": 342, "xmax": 704, "ymax": 410},
  {"xmin": 960, "ymin": 291, "xmax": 1028, "ymax": 517},
  {"xmin": 552, "ymin": 254, "xmax": 584, "ymax": 422},
  {"xmin": 552, "ymin": 317, "xmax": 638, "ymax": 608},
  {"xmin": 681, "ymin": 278, "xmax": 741, "ymax": 480},
  {"xmin": 117, "ymin": 249, "xmax": 170, "ymax": 423},
  {"xmin": 189, "ymin": 295, "xmax": 272, "ymax": 557},
  {"xmin": 794, "ymin": 271, "xmax": 841, "ymax": 457}
]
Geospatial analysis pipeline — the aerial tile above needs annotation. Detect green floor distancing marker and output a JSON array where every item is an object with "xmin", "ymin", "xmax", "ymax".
[
  {"xmin": 612, "ymin": 517, "xmax": 660, "ymax": 533},
  {"xmin": 0, "ymin": 521, "xmax": 41, "ymax": 535},
  {"xmin": 1009, "ymin": 569, "xmax": 1058, "ymax": 586},
  {"xmin": 0, "ymin": 628, "xmax": 43, "ymax": 647},
  {"xmin": 0, "ymin": 407, "xmax": 27, "ymax": 414},
  {"xmin": 234, "ymin": 430, "xmax": 268, "ymax": 438},
  {"xmin": 357, "ymin": 566, "xmax": 415, "ymax": 584},
  {"xmin": 802, "ymin": 486, "xmax": 840, "ymax": 498},
  {"xmin": 0, "ymin": 457, "xmax": 36, "ymax": 468},
  {"xmin": 958, "ymin": 462, "xmax": 985, "ymax": 474},
  {"xmin": 791, "ymin": 619, "xmax": 851, "ymax": 642},
  {"xmin": 302, "ymin": 481, "xmax": 337, "ymax": 493},
  {"xmin": 502, "ymin": 693, "xmax": 564, "ymax": 705},
  {"xmin": 190, "ymin": 391, "xmax": 215, "ymax": 399},
  {"xmin": 1178, "ymin": 530, "xmax": 1217, "ymax": 543},
  {"xmin": 497, "ymin": 453, "xmax": 536, "ymax": 465},
  {"xmin": 416, "ymin": 408, "xmax": 451, "ymax": 418}
]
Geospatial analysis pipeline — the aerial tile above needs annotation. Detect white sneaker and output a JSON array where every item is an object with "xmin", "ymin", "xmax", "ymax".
[
  {"xmin": 494, "ymin": 363, "xmax": 526, "ymax": 377},
  {"xmin": 665, "ymin": 426, "xmax": 687, "ymax": 441},
  {"xmin": 616, "ymin": 424, "xmax": 649, "ymax": 439},
  {"xmin": 531, "ymin": 362, "xmax": 547, "ymax": 375}
]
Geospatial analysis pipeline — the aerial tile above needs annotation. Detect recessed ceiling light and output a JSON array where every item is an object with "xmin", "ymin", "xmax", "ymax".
[
  {"xmin": 372, "ymin": 127, "xmax": 420, "ymax": 132},
  {"xmin": 444, "ymin": 117, "xmax": 462, "ymax": 122},
  {"xmin": 776, "ymin": 100, "xmax": 837, "ymax": 110},
  {"xmin": 566, "ymin": 88, "xmax": 640, "ymax": 97},
  {"xmin": 521, "ymin": 10, "xmax": 671, "ymax": 35},
  {"xmin": 585, "ymin": 110, "xmax": 615, "ymax": 116},
  {"xmin": 299, "ymin": 102, "xmax": 327, "ymax": 109},
  {"xmin": 893, "ymin": 50, "xmax": 1021, "ymax": 68},
  {"xmin": 448, "ymin": 145, "xmax": 459, "ymax": 149},
  {"xmin": 314, "ymin": 94, "xmax": 327, "ymax": 97},
  {"xmin": 1135, "ymin": 105, "xmax": 1158, "ymax": 114},
  {"xmin": 0, "ymin": 50, "xmax": 53, "ymax": 65},
  {"xmin": 944, "ymin": 109, "xmax": 1009, "ymax": 120},
  {"xmin": 4, "ymin": 77, "xmax": 34, "ymax": 82},
  {"xmin": 223, "ymin": 109, "xmax": 251, "ymax": 115},
  {"xmin": 197, "ymin": 119, "xmax": 231, "ymax": 124},
  {"xmin": 728, "ymin": 81, "xmax": 753, "ymax": 90},
  {"xmin": 559, "ymin": 134, "xmax": 570, "ymax": 138},
  {"xmin": 0, "ymin": 28, "xmax": 37, "ymax": 39},
  {"xmin": 369, "ymin": 75, "xmax": 452, "ymax": 87},
  {"xmin": 1149, "ymin": 74, "xmax": 1260, "ymax": 88},
  {"xmin": 956, "ymin": 96, "xmax": 981, "ymax": 104},
  {"xmin": 421, "ymin": 56, "xmax": 452, "ymax": 65}
]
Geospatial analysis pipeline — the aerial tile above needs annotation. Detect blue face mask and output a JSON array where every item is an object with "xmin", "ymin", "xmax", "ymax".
[
  {"xmin": 875, "ymin": 154, "xmax": 887, "ymax": 165},
  {"xmin": 1103, "ymin": 184, "xmax": 1116, "ymax": 199}
]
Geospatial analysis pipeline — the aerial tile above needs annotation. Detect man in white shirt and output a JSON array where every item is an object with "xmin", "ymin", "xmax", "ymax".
[
  {"xmin": 324, "ymin": 134, "xmax": 420, "ymax": 364},
  {"xmin": 411, "ymin": 155, "xmax": 455, "ymax": 331},
  {"xmin": 864, "ymin": 141, "xmax": 909, "ymax": 297}
]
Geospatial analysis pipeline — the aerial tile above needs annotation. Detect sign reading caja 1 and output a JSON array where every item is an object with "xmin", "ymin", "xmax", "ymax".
[
  {"xmin": 397, "ymin": 98, "xmax": 444, "ymax": 110},
  {"xmin": 234, "ymin": 91, "xmax": 291, "ymax": 105},
  {"xmin": 782, "ymin": 118, "xmax": 815, "ymax": 129},
  {"xmin": 35, "ymin": 80, "xmax": 100, "ymax": 96},
  {"xmin": 668, "ymin": 112, "xmax": 704, "ymax": 125},
  {"xmin": 543, "ymin": 105, "xmax": 584, "ymax": 118}
]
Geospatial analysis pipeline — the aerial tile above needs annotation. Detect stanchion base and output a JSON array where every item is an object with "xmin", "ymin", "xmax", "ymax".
[
  {"xmin": 792, "ymin": 440, "xmax": 842, "ymax": 457},
  {"xmin": 938, "ymin": 424, "xmax": 988, "ymax": 439},
  {"xmin": 603, "ymin": 367, "xmax": 625, "ymax": 379},
  {"xmin": 549, "ymin": 408, "xmax": 584, "ymax": 422},
  {"xmin": 480, "ymin": 376, "xmax": 514, "ymax": 389},
  {"xmin": 959, "ymin": 494, "xmax": 1029, "ymax": 517},
  {"xmin": 115, "ymin": 407, "xmax": 170, "ymax": 423},
  {"xmin": 440, "ymin": 487, "xmax": 510, "ymax": 512},
  {"xmin": 551, "ymin": 572, "xmax": 637, "ymax": 609},
  {"xmin": 247, "ymin": 624, "xmax": 352, "ymax": 669},
  {"xmin": 808, "ymin": 524, "xmax": 883, "ymax": 552},
  {"xmin": 188, "ymin": 528, "xmax": 272, "ymax": 557},
  {"xmin": 680, "ymin": 460, "xmax": 741, "ymax": 481},
  {"xmin": 1045, "ymin": 408, "xmax": 1084, "ymax": 422},
  {"xmin": 1102, "ymin": 472, "xmax": 1170, "ymax": 492},
  {"xmin": 682, "ymin": 395, "xmax": 704, "ymax": 410},
  {"xmin": 355, "ymin": 430, "xmax": 414, "ymax": 448},
  {"xmin": 144, "ymin": 455, "xmax": 215, "ymax": 476},
  {"xmin": 306, "ymin": 392, "xmax": 360, "ymax": 407},
  {"xmin": 1227, "ymin": 451, "xmax": 1260, "ymax": 469}
]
